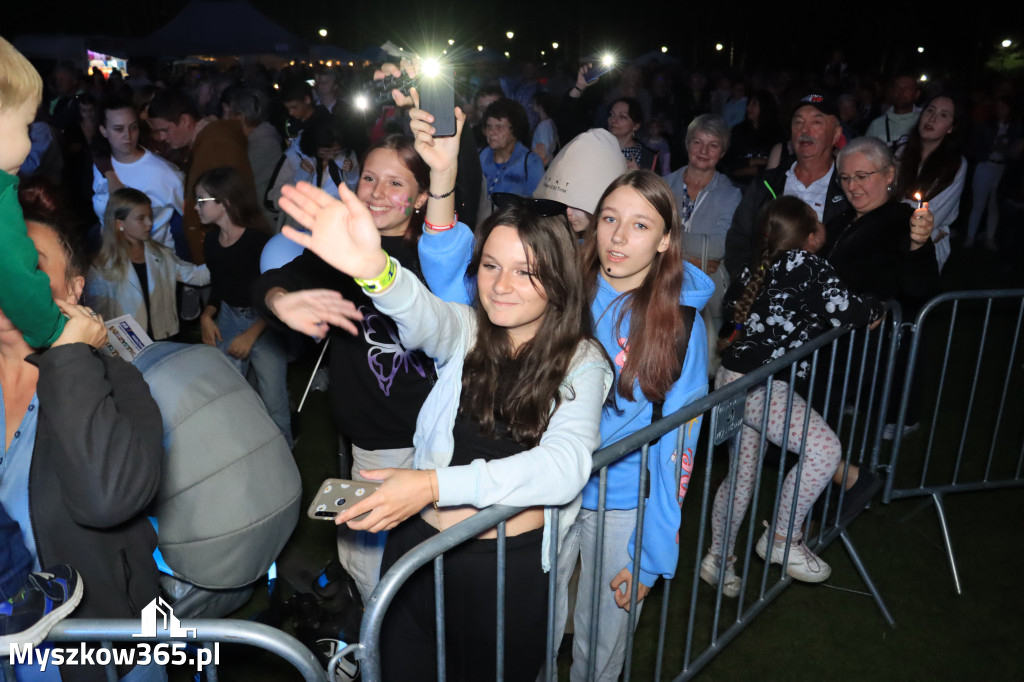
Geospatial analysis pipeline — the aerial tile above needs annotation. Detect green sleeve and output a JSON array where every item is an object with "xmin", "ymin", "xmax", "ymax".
[{"xmin": 0, "ymin": 175, "xmax": 66, "ymax": 348}]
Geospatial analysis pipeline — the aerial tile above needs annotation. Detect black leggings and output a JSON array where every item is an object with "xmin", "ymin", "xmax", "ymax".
[{"xmin": 378, "ymin": 515, "xmax": 548, "ymax": 682}]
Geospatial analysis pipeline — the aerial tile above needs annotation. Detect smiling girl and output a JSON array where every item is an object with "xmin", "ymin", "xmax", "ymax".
[
  {"xmin": 276, "ymin": 174, "xmax": 613, "ymax": 681},
  {"xmin": 85, "ymin": 187, "xmax": 209, "ymax": 340},
  {"xmin": 255, "ymin": 113, "xmax": 476, "ymax": 602}
]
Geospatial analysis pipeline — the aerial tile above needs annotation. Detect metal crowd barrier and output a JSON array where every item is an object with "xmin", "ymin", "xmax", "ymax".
[
  {"xmin": 1, "ymin": 619, "xmax": 326, "ymax": 682},
  {"xmin": 342, "ymin": 301, "xmax": 902, "ymax": 682},
  {"xmin": 882, "ymin": 289, "xmax": 1024, "ymax": 594}
]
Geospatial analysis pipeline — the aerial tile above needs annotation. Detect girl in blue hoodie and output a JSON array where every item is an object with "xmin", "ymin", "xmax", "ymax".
[
  {"xmin": 567, "ymin": 170, "xmax": 713, "ymax": 681},
  {"xmin": 417, "ymin": 171, "xmax": 713, "ymax": 680}
]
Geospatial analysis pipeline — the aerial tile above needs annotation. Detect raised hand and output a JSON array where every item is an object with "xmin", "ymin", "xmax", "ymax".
[
  {"xmin": 910, "ymin": 201, "xmax": 934, "ymax": 251},
  {"xmin": 410, "ymin": 105, "xmax": 466, "ymax": 175},
  {"xmin": 374, "ymin": 59, "xmax": 418, "ymax": 108},
  {"xmin": 280, "ymin": 181, "xmax": 389, "ymax": 279}
]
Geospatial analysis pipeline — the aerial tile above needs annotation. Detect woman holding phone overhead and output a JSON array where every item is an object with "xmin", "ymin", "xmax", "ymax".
[
  {"xmin": 275, "ymin": 123, "xmax": 613, "ymax": 680},
  {"xmin": 253, "ymin": 95, "xmax": 473, "ymax": 603}
]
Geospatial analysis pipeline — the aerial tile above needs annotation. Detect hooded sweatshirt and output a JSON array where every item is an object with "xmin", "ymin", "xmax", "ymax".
[
  {"xmin": 420, "ymin": 231, "xmax": 714, "ymax": 586},
  {"xmin": 583, "ymin": 263, "xmax": 713, "ymax": 587}
]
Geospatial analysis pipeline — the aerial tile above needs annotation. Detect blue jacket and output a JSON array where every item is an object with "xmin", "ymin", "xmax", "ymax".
[
  {"xmin": 584, "ymin": 265, "xmax": 713, "ymax": 587},
  {"xmin": 479, "ymin": 142, "xmax": 545, "ymax": 197}
]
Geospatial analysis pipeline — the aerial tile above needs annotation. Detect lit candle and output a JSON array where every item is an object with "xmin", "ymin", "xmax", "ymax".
[{"xmin": 913, "ymin": 192, "xmax": 923, "ymax": 209}]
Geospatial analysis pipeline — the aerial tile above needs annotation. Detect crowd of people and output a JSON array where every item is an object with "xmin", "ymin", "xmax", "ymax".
[{"xmin": 1, "ymin": 32, "xmax": 1020, "ymax": 681}]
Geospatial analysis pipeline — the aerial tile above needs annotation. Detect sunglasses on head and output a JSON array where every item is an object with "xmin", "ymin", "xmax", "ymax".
[{"xmin": 491, "ymin": 193, "xmax": 568, "ymax": 218}]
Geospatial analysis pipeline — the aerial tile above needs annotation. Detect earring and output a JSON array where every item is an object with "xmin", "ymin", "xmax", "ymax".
[
  {"xmin": 119, "ymin": 226, "xmax": 124, "ymax": 231},
  {"xmin": 887, "ymin": 184, "xmax": 893, "ymax": 192}
]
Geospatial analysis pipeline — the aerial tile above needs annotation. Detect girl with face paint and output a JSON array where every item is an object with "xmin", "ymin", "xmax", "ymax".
[{"xmin": 255, "ymin": 108, "xmax": 473, "ymax": 604}]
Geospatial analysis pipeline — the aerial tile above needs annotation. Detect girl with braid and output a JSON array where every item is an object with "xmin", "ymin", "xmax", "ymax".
[{"xmin": 700, "ymin": 196, "xmax": 882, "ymax": 595}]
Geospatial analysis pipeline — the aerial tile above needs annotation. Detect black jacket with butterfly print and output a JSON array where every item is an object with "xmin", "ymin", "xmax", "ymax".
[{"xmin": 255, "ymin": 236, "xmax": 437, "ymax": 449}]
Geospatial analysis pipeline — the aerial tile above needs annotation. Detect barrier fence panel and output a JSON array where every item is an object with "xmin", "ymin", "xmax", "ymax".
[
  {"xmin": 351, "ymin": 305, "xmax": 901, "ymax": 682},
  {"xmin": 1, "ymin": 619, "xmax": 327, "ymax": 682},
  {"xmin": 883, "ymin": 289, "xmax": 1024, "ymax": 594}
]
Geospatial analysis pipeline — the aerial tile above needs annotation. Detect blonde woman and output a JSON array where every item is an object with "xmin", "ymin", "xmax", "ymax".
[{"xmin": 85, "ymin": 187, "xmax": 209, "ymax": 339}]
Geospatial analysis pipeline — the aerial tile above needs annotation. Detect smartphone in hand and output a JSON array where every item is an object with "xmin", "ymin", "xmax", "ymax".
[
  {"xmin": 307, "ymin": 478, "xmax": 382, "ymax": 521},
  {"xmin": 418, "ymin": 64, "xmax": 456, "ymax": 137}
]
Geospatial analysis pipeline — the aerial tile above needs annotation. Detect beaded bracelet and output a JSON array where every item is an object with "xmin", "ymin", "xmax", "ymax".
[
  {"xmin": 354, "ymin": 254, "xmax": 398, "ymax": 293},
  {"xmin": 427, "ymin": 186, "xmax": 456, "ymax": 200},
  {"xmin": 424, "ymin": 212, "xmax": 458, "ymax": 232}
]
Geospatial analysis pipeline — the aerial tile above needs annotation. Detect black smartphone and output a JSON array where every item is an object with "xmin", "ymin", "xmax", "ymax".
[
  {"xmin": 307, "ymin": 478, "xmax": 382, "ymax": 521},
  {"xmin": 584, "ymin": 60, "xmax": 615, "ymax": 84},
  {"xmin": 418, "ymin": 64, "xmax": 456, "ymax": 137}
]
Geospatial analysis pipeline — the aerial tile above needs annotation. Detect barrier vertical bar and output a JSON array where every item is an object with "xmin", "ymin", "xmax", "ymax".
[
  {"xmin": 496, "ymin": 520, "xmax": 506, "ymax": 682},
  {"xmin": 586, "ymin": 467, "xmax": 609, "ymax": 682},
  {"xmin": 622, "ymin": 443, "xmax": 649, "ymax": 682},
  {"xmin": 654, "ymin": 427, "xmax": 688, "ymax": 681},
  {"xmin": 984, "ymin": 299, "xmax": 1024, "ymax": 480},
  {"xmin": 434, "ymin": 555, "xmax": 446, "ymax": 682},
  {"xmin": 543, "ymin": 508, "xmax": 559, "ymax": 682},
  {"xmin": 953, "ymin": 300, "xmax": 993, "ymax": 484}
]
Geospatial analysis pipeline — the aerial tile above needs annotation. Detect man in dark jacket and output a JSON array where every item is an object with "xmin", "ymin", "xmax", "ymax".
[{"xmin": 724, "ymin": 93, "xmax": 849, "ymax": 278}]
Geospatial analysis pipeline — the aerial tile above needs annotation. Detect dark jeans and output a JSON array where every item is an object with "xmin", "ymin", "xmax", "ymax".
[
  {"xmin": 0, "ymin": 500, "xmax": 32, "ymax": 600},
  {"xmin": 379, "ymin": 515, "xmax": 547, "ymax": 682}
]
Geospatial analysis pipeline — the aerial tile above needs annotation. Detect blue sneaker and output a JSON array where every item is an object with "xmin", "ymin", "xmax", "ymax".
[{"xmin": 1, "ymin": 565, "xmax": 84, "ymax": 656}]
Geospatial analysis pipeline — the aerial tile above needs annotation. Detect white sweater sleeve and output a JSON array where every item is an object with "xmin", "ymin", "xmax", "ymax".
[{"xmin": 435, "ymin": 345, "xmax": 612, "ymax": 508}]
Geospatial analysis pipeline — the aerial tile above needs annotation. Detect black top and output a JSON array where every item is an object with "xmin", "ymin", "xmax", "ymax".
[
  {"xmin": 132, "ymin": 260, "xmax": 152, "ymax": 337},
  {"xmin": 204, "ymin": 228, "xmax": 270, "ymax": 310},
  {"xmin": 825, "ymin": 200, "xmax": 939, "ymax": 310},
  {"xmin": 449, "ymin": 413, "xmax": 529, "ymax": 466},
  {"xmin": 254, "ymin": 235, "xmax": 437, "ymax": 450}
]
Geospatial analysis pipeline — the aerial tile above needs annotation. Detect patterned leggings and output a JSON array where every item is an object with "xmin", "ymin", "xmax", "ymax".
[{"xmin": 709, "ymin": 367, "xmax": 842, "ymax": 559}]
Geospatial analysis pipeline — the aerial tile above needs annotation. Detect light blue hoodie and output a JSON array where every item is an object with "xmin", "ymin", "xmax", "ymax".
[{"xmin": 584, "ymin": 263, "xmax": 713, "ymax": 587}]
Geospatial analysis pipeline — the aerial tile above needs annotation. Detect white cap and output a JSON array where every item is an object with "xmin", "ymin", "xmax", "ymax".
[{"xmin": 533, "ymin": 128, "xmax": 626, "ymax": 214}]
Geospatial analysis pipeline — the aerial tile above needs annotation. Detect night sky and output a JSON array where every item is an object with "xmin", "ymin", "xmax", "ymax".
[{"xmin": 5, "ymin": 0, "xmax": 1021, "ymax": 79}]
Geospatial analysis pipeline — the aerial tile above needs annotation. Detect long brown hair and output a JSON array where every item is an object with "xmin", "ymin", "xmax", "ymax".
[
  {"xmin": 732, "ymin": 196, "xmax": 818, "ymax": 329},
  {"xmin": 582, "ymin": 170, "xmax": 686, "ymax": 403},
  {"xmin": 460, "ymin": 205, "xmax": 598, "ymax": 446},
  {"xmin": 894, "ymin": 95, "xmax": 965, "ymax": 202}
]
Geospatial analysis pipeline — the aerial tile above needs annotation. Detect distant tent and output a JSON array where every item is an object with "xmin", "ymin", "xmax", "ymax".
[{"xmin": 138, "ymin": 0, "xmax": 307, "ymax": 56}]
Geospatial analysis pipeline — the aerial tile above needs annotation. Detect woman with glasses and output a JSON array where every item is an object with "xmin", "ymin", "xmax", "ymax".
[
  {"xmin": 479, "ymin": 98, "xmax": 545, "ymax": 200},
  {"xmin": 192, "ymin": 166, "xmax": 293, "ymax": 446},
  {"xmin": 254, "ymin": 101, "xmax": 475, "ymax": 603},
  {"xmin": 827, "ymin": 135, "xmax": 938, "ymax": 306},
  {"xmin": 274, "ymin": 131, "xmax": 613, "ymax": 682},
  {"xmin": 85, "ymin": 187, "xmax": 209, "ymax": 340}
]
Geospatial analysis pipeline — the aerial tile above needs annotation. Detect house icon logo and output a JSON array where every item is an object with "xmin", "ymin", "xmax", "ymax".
[{"xmin": 132, "ymin": 597, "xmax": 197, "ymax": 638}]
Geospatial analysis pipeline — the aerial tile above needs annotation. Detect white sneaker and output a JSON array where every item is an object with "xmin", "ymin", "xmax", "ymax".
[
  {"xmin": 882, "ymin": 421, "xmax": 920, "ymax": 440},
  {"xmin": 699, "ymin": 552, "xmax": 741, "ymax": 598},
  {"xmin": 755, "ymin": 529, "xmax": 831, "ymax": 583}
]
